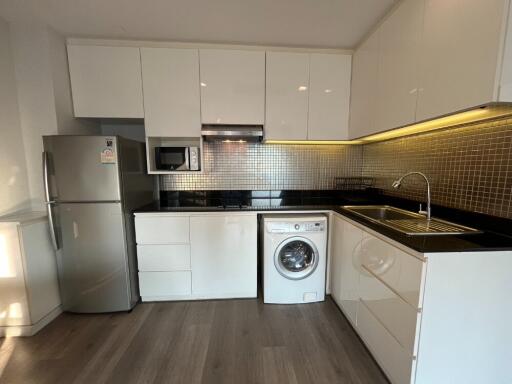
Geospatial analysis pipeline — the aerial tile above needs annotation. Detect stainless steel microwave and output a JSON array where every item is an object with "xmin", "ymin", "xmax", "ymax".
[{"xmin": 154, "ymin": 146, "xmax": 200, "ymax": 171}]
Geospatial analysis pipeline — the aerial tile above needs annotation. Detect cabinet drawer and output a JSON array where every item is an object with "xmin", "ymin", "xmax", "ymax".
[
  {"xmin": 137, "ymin": 245, "xmax": 190, "ymax": 271},
  {"xmin": 358, "ymin": 301, "xmax": 414, "ymax": 384},
  {"xmin": 361, "ymin": 234, "xmax": 424, "ymax": 308},
  {"xmin": 139, "ymin": 271, "xmax": 191, "ymax": 298},
  {"xmin": 360, "ymin": 265, "xmax": 419, "ymax": 354},
  {"xmin": 135, "ymin": 216, "xmax": 189, "ymax": 244}
]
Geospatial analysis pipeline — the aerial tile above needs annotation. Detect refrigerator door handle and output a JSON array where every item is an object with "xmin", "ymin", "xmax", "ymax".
[{"xmin": 43, "ymin": 151, "xmax": 59, "ymax": 250}]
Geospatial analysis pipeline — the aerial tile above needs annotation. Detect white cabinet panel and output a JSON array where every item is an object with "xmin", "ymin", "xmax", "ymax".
[
  {"xmin": 137, "ymin": 244, "xmax": 190, "ymax": 271},
  {"xmin": 139, "ymin": 271, "xmax": 191, "ymax": 298},
  {"xmin": 190, "ymin": 214, "xmax": 257, "ymax": 298},
  {"xmin": 360, "ymin": 234, "xmax": 424, "ymax": 308},
  {"xmin": 360, "ymin": 265, "xmax": 419, "ymax": 354},
  {"xmin": 330, "ymin": 215, "xmax": 363, "ymax": 325},
  {"xmin": 358, "ymin": 302, "xmax": 414, "ymax": 384},
  {"xmin": 416, "ymin": 0, "xmax": 506, "ymax": 121},
  {"xmin": 141, "ymin": 48, "xmax": 201, "ymax": 137},
  {"xmin": 199, "ymin": 49, "xmax": 265, "ymax": 125},
  {"xmin": 135, "ymin": 216, "xmax": 189, "ymax": 244},
  {"xmin": 67, "ymin": 45, "xmax": 144, "ymax": 118},
  {"xmin": 375, "ymin": 0, "xmax": 424, "ymax": 132},
  {"xmin": 265, "ymin": 52, "xmax": 309, "ymax": 140},
  {"xmin": 308, "ymin": 54, "xmax": 351, "ymax": 140},
  {"xmin": 349, "ymin": 31, "xmax": 380, "ymax": 139}
]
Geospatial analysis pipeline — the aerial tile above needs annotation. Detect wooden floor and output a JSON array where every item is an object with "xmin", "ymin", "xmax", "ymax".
[{"xmin": 0, "ymin": 297, "xmax": 388, "ymax": 384}]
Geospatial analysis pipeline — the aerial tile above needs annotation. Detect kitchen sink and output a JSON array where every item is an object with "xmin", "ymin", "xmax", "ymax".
[{"xmin": 341, "ymin": 205, "xmax": 481, "ymax": 236}]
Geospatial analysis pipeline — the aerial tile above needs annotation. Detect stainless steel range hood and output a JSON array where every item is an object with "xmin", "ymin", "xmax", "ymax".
[{"xmin": 201, "ymin": 125, "xmax": 263, "ymax": 142}]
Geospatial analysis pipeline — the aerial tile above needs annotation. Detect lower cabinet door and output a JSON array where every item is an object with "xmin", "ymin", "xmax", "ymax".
[
  {"xmin": 358, "ymin": 301, "xmax": 415, "ymax": 384},
  {"xmin": 190, "ymin": 214, "xmax": 257, "ymax": 298},
  {"xmin": 330, "ymin": 216, "xmax": 363, "ymax": 325},
  {"xmin": 139, "ymin": 271, "xmax": 191, "ymax": 300},
  {"xmin": 137, "ymin": 244, "xmax": 191, "ymax": 271}
]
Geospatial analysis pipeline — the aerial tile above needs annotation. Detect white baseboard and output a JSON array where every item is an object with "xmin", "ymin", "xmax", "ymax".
[{"xmin": 0, "ymin": 305, "xmax": 62, "ymax": 337}]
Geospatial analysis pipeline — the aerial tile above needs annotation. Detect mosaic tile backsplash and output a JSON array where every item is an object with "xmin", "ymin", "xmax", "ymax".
[
  {"xmin": 160, "ymin": 116, "xmax": 512, "ymax": 218},
  {"xmin": 160, "ymin": 143, "xmax": 362, "ymax": 190},
  {"xmin": 363, "ymin": 117, "xmax": 512, "ymax": 219}
]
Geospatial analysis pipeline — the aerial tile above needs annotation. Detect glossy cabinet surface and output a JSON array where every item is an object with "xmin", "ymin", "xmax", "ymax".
[
  {"xmin": 349, "ymin": 30, "xmax": 380, "ymax": 139},
  {"xmin": 67, "ymin": 45, "xmax": 144, "ymax": 118},
  {"xmin": 138, "ymin": 271, "xmax": 192, "ymax": 297},
  {"xmin": 358, "ymin": 301, "xmax": 414, "ymax": 384},
  {"xmin": 308, "ymin": 54, "xmax": 351, "ymax": 140},
  {"xmin": 265, "ymin": 51, "xmax": 310, "ymax": 140},
  {"xmin": 416, "ymin": 0, "xmax": 506, "ymax": 121},
  {"xmin": 199, "ymin": 49, "xmax": 265, "ymax": 125},
  {"xmin": 137, "ymin": 244, "xmax": 191, "ymax": 271},
  {"xmin": 375, "ymin": 0, "xmax": 424, "ymax": 132},
  {"xmin": 360, "ymin": 234, "xmax": 424, "ymax": 308},
  {"xmin": 190, "ymin": 214, "xmax": 257, "ymax": 298},
  {"xmin": 141, "ymin": 48, "xmax": 201, "ymax": 137},
  {"xmin": 330, "ymin": 215, "xmax": 363, "ymax": 325},
  {"xmin": 135, "ymin": 216, "xmax": 190, "ymax": 244},
  {"xmin": 359, "ymin": 264, "xmax": 419, "ymax": 354}
]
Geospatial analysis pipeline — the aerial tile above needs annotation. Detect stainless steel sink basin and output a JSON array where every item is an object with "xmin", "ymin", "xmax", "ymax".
[{"xmin": 341, "ymin": 205, "xmax": 481, "ymax": 236}]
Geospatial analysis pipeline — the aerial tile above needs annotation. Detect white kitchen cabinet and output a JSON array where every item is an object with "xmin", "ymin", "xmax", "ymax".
[
  {"xmin": 265, "ymin": 52, "xmax": 351, "ymax": 141},
  {"xmin": 0, "ymin": 212, "xmax": 61, "ymax": 336},
  {"xmin": 329, "ymin": 215, "xmax": 362, "ymax": 325},
  {"xmin": 141, "ymin": 48, "xmax": 201, "ymax": 137},
  {"xmin": 349, "ymin": 30, "xmax": 380, "ymax": 139},
  {"xmin": 199, "ymin": 49, "xmax": 265, "ymax": 125},
  {"xmin": 416, "ymin": 0, "xmax": 507, "ymax": 121},
  {"xmin": 190, "ymin": 214, "xmax": 257, "ymax": 298},
  {"xmin": 375, "ymin": 0, "xmax": 424, "ymax": 132},
  {"xmin": 139, "ymin": 271, "xmax": 192, "ymax": 297},
  {"xmin": 350, "ymin": 0, "xmax": 512, "ymax": 138},
  {"xmin": 134, "ymin": 212, "xmax": 257, "ymax": 301},
  {"xmin": 307, "ymin": 53, "xmax": 351, "ymax": 140},
  {"xmin": 67, "ymin": 45, "xmax": 144, "ymax": 118},
  {"xmin": 357, "ymin": 301, "xmax": 415, "ymax": 384},
  {"xmin": 265, "ymin": 51, "xmax": 310, "ymax": 140},
  {"xmin": 135, "ymin": 215, "xmax": 190, "ymax": 244}
]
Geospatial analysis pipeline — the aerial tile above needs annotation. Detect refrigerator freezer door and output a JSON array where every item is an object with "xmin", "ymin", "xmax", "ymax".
[
  {"xmin": 57, "ymin": 202, "xmax": 133, "ymax": 312},
  {"xmin": 44, "ymin": 136, "xmax": 121, "ymax": 202}
]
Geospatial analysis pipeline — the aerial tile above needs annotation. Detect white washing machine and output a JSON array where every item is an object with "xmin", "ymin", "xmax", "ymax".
[{"xmin": 262, "ymin": 214, "xmax": 327, "ymax": 304}]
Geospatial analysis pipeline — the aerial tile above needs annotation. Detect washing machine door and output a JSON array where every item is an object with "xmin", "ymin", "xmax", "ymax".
[{"xmin": 274, "ymin": 236, "xmax": 319, "ymax": 280}]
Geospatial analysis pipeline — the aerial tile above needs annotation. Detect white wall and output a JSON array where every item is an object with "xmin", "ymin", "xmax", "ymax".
[
  {"xmin": 7, "ymin": 22, "xmax": 100, "ymax": 211},
  {"xmin": 0, "ymin": 17, "xmax": 31, "ymax": 215}
]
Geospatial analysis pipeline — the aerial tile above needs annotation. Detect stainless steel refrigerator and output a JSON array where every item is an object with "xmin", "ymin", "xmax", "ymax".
[{"xmin": 43, "ymin": 135, "xmax": 153, "ymax": 313}]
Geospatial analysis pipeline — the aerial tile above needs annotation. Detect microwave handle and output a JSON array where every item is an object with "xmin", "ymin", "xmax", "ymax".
[{"xmin": 185, "ymin": 147, "xmax": 190, "ymax": 169}]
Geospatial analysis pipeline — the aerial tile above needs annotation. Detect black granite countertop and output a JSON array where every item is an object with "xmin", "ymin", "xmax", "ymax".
[{"xmin": 133, "ymin": 189, "xmax": 512, "ymax": 253}]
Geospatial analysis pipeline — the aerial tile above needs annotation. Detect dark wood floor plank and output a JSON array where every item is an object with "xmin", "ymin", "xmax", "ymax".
[{"xmin": 0, "ymin": 297, "xmax": 389, "ymax": 384}]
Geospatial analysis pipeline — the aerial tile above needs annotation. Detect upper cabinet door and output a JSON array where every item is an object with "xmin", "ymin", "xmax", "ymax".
[
  {"xmin": 265, "ymin": 52, "xmax": 309, "ymax": 140},
  {"xmin": 199, "ymin": 49, "xmax": 265, "ymax": 125},
  {"xmin": 308, "ymin": 54, "xmax": 351, "ymax": 140},
  {"xmin": 349, "ymin": 31, "xmax": 380, "ymax": 140},
  {"xmin": 141, "ymin": 48, "xmax": 201, "ymax": 137},
  {"xmin": 67, "ymin": 45, "xmax": 144, "ymax": 118},
  {"xmin": 416, "ymin": 0, "xmax": 506, "ymax": 121},
  {"xmin": 375, "ymin": 0, "xmax": 424, "ymax": 132}
]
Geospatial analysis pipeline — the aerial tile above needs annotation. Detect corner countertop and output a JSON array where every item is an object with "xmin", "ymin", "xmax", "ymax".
[{"xmin": 133, "ymin": 189, "xmax": 512, "ymax": 254}]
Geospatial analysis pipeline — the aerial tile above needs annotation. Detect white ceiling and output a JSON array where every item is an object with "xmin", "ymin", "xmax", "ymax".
[{"xmin": 0, "ymin": 0, "xmax": 396, "ymax": 49}]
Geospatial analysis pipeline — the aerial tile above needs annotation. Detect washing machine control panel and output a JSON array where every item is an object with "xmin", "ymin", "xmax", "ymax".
[{"xmin": 267, "ymin": 221, "xmax": 325, "ymax": 233}]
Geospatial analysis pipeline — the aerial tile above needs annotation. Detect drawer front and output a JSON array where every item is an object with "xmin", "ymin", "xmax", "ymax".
[
  {"xmin": 139, "ymin": 271, "xmax": 191, "ymax": 297},
  {"xmin": 360, "ymin": 265, "xmax": 419, "ymax": 354},
  {"xmin": 137, "ymin": 244, "xmax": 190, "ymax": 271},
  {"xmin": 135, "ymin": 216, "xmax": 189, "ymax": 244},
  {"xmin": 358, "ymin": 301, "xmax": 414, "ymax": 384},
  {"xmin": 360, "ymin": 234, "xmax": 424, "ymax": 308}
]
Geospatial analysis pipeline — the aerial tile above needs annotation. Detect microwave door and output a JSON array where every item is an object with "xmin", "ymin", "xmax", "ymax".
[{"xmin": 155, "ymin": 147, "xmax": 190, "ymax": 171}]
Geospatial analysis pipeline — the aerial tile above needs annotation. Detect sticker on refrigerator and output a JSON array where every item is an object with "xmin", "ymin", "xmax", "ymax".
[{"xmin": 101, "ymin": 148, "xmax": 116, "ymax": 164}]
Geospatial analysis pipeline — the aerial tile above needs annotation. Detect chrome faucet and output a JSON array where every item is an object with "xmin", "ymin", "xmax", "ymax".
[{"xmin": 392, "ymin": 172, "xmax": 432, "ymax": 220}]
